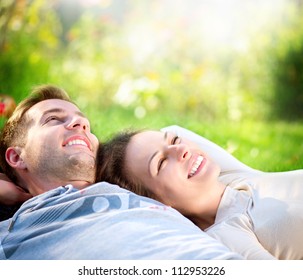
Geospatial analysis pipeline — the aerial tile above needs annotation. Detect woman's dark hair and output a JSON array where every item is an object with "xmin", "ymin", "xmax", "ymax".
[{"xmin": 96, "ymin": 130, "xmax": 153, "ymax": 198}]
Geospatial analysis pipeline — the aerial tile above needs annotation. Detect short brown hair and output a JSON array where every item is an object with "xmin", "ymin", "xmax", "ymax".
[
  {"xmin": 0, "ymin": 85, "xmax": 72, "ymax": 184},
  {"xmin": 96, "ymin": 130, "xmax": 154, "ymax": 198}
]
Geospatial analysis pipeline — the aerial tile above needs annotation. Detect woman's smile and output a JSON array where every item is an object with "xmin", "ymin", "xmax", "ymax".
[{"xmin": 188, "ymin": 154, "xmax": 206, "ymax": 179}]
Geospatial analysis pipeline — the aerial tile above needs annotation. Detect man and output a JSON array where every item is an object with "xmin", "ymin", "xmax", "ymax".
[
  {"xmin": 0, "ymin": 85, "xmax": 98, "ymax": 195},
  {"xmin": 0, "ymin": 85, "xmax": 241, "ymax": 259},
  {"xmin": 0, "ymin": 85, "xmax": 97, "ymax": 220}
]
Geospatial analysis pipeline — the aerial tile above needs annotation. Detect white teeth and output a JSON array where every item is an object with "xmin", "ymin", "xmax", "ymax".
[
  {"xmin": 188, "ymin": 155, "xmax": 204, "ymax": 178},
  {"xmin": 66, "ymin": 139, "xmax": 88, "ymax": 147}
]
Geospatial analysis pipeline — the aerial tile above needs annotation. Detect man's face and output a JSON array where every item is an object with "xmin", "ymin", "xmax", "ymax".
[{"xmin": 18, "ymin": 99, "xmax": 99, "ymax": 192}]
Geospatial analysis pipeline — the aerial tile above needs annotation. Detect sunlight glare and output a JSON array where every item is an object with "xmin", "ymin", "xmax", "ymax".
[{"xmin": 125, "ymin": 0, "xmax": 287, "ymax": 60}]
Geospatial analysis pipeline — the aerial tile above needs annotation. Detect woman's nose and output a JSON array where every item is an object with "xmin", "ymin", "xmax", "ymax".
[{"xmin": 167, "ymin": 144, "xmax": 190, "ymax": 161}]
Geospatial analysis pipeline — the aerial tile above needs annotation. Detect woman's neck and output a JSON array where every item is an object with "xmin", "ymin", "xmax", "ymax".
[{"xmin": 188, "ymin": 181, "xmax": 227, "ymax": 231}]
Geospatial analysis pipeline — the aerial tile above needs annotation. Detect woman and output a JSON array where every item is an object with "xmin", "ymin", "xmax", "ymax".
[{"xmin": 97, "ymin": 129, "xmax": 303, "ymax": 260}]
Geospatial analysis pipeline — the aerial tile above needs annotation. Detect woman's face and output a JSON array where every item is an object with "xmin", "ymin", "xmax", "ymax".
[{"xmin": 125, "ymin": 131, "xmax": 225, "ymax": 215}]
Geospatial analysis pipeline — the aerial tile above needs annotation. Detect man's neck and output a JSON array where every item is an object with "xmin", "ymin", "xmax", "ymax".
[{"xmin": 19, "ymin": 173, "xmax": 93, "ymax": 196}]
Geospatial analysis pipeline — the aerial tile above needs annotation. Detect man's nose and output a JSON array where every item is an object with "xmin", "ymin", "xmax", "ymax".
[
  {"xmin": 167, "ymin": 144, "xmax": 190, "ymax": 161},
  {"xmin": 66, "ymin": 116, "xmax": 89, "ymax": 131}
]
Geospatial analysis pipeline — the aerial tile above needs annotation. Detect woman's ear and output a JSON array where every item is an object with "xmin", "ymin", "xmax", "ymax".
[{"xmin": 5, "ymin": 147, "xmax": 27, "ymax": 170}]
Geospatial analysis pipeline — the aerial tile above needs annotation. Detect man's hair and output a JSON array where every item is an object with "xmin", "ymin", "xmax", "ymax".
[
  {"xmin": 96, "ymin": 130, "xmax": 154, "ymax": 199},
  {"xmin": 0, "ymin": 84, "xmax": 72, "ymax": 184}
]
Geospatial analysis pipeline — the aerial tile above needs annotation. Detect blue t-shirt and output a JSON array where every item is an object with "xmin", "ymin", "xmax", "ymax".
[{"xmin": 0, "ymin": 182, "xmax": 241, "ymax": 260}]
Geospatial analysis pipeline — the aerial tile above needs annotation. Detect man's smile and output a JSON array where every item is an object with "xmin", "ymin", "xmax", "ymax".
[{"xmin": 63, "ymin": 135, "xmax": 92, "ymax": 151}]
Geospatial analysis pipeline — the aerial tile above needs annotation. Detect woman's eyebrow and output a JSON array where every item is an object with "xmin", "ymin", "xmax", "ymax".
[{"xmin": 148, "ymin": 132, "xmax": 168, "ymax": 176}]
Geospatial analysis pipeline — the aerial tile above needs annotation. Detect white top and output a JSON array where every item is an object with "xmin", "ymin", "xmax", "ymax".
[
  {"xmin": 207, "ymin": 170, "xmax": 303, "ymax": 259},
  {"xmin": 163, "ymin": 125, "xmax": 303, "ymax": 260}
]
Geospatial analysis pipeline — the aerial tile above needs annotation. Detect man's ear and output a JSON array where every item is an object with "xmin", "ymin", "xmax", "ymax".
[{"xmin": 5, "ymin": 147, "xmax": 27, "ymax": 170}]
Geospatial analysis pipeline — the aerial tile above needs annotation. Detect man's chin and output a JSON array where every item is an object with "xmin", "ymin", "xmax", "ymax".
[
  {"xmin": 68, "ymin": 153, "xmax": 95, "ymax": 164},
  {"xmin": 64, "ymin": 155, "xmax": 96, "ymax": 184}
]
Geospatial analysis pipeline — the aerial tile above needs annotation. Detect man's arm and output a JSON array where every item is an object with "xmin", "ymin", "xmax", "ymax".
[{"xmin": 0, "ymin": 173, "xmax": 32, "ymax": 206}]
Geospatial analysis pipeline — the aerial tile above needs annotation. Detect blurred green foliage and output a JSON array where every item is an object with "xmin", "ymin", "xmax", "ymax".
[
  {"xmin": 268, "ymin": 7, "xmax": 303, "ymax": 120},
  {"xmin": 1, "ymin": 0, "xmax": 303, "ymax": 171}
]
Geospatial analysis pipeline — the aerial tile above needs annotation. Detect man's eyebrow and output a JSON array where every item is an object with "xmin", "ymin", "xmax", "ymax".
[
  {"xmin": 148, "ymin": 131, "xmax": 168, "ymax": 176},
  {"xmin": 42, "ymin": 108, "xmax": 86, "ymax": 118}
]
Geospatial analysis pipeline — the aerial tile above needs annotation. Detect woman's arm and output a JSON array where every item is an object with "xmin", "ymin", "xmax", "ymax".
[{"xmin": 161, "ymin": 125, "xmax": 261, "ymax": 174}]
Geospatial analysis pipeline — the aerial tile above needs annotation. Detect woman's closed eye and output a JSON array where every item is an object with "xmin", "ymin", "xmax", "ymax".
[
  {"xmin": 157, "ymin": 157, "xmax": 166, "ymax": 172},
  {"xmin": 171, "ymin": 135, "xmax": 181, "ymax": 145},
  {"xmin": 157, "ymin": 136, "xmax": 181, "ymax": 172}
]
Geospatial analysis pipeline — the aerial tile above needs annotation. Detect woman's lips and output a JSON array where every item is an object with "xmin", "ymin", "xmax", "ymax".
[{"xmin": 188, "ymin": 155, "xmax": 206, "ymax": 178}]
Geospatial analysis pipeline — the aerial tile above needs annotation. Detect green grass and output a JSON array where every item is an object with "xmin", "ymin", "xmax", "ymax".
[
  {"xmin": 1, "ymin": 105, "xmax": 302, "ymax": 173},
  {"xmin": 84, "ymin": 106, "xmax": 303, "ymax": 172},
  {"xmin": 187, "ymin": 120, "xmax": 303, "ymax": 172}
]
